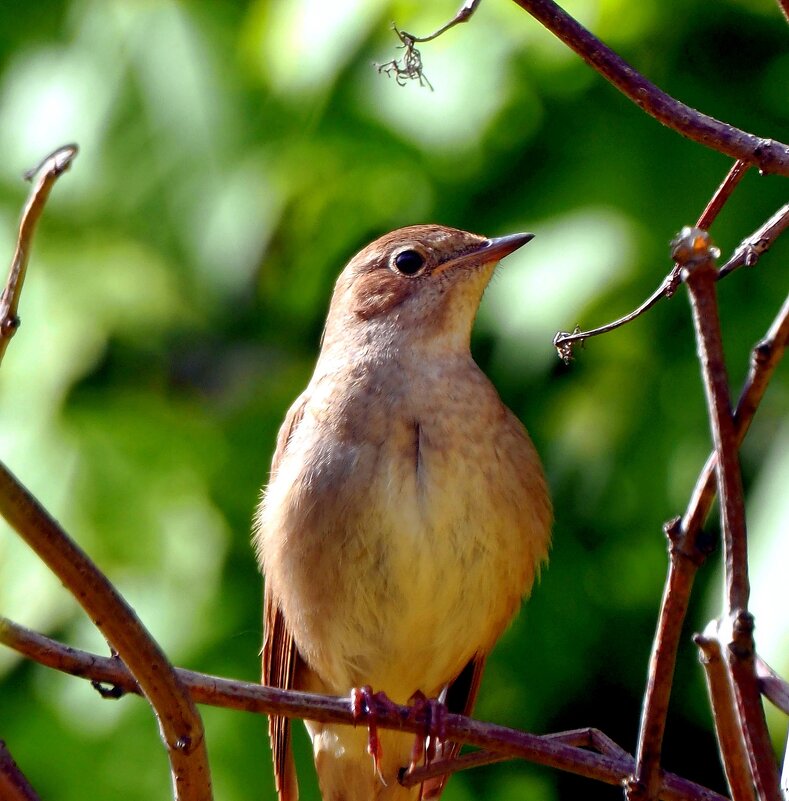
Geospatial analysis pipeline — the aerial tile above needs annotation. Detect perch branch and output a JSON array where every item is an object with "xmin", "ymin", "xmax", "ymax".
[
  {"xmin": 555, "ymin": 159, "xmax": 747, "ymax": 361},
  {"xmin": 0, "ymin": 144, "xmax": 77, "ymax": 367},
  {"xmin": 0, "ymin": 618, "xmax": 728, "ymax": 801},
  {"xmin": 0, "ymin": 463, "xmax": 213, "ymax": 801},
  {"xmin": 509, "ymin": 0, "xmax": 789, "ymax": 175},
  {"xmin": 675, "ymin": 228, "xmax": 780, "ymax": 801},
  {"xmin": 0, "ymin": 741, "xmax": 40, "ymax": 801}
]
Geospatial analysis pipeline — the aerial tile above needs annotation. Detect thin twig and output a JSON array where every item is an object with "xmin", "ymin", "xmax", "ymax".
[
  {"xmin": 0, "ymin": 464, "xmax": 213, "ymax": 801},
  {"xmin": 510, "ymin": 0, "xmax": 789, "ymax": 175},
  {"xmin": 676, "ymin": 227, "xmax": 780, "ymax": 801},
  {"xmin": 694, "ymin": 628, "xmax": 756, "ymax": 801},
  {"xmin": 718, "ymin": 201, "xmax": 789, "ymax": 279},
  {"xmin": 554, "ymin": 160, "xmax": 748, "ymax": 361},
  {"xmin": 401, "ymin": 0, "xmax": 482, "ymax": 42},
  {"xmin": 755, "ymin": 656, "xmax": 789, "ymax": 715},
  {"xmin": 0, "ymin": 144, "xmax": 78, "ymax": 366},
  {"xmin": 402, "ymin": 726, "xmax": 630, "ymax": 787},
  {"xmin": 0, "ymin": 618, "xmax": 728, "ymax": 801},
  {"xmin": 0, "ymin": 740, "xmax": 40, "ymax": 801}
]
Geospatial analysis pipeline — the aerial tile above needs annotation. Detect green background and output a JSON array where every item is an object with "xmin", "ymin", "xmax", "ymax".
[{"xmin": 1, "ymin": 1, "xmax": 787, "ymax": 799}]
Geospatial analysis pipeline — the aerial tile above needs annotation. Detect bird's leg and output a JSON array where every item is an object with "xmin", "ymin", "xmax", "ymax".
[
  {"xmin": 407, "ymin": 691, "xmax": 448, "ymax": 770},
  {"xmin": 350, "ymin": 685, "xmax": 399, "ymax": 782}
]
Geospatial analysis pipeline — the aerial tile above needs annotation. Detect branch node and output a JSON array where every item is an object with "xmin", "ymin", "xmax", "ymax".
[
  {"xmin": 553, "ymin": 326, "xmax": 583, "ymax": 363},
  {"xmin": 671, "ymin": 227, "xmax": 720, "ymax": 279},
  {"xmin": 91, "ymin": 680, "xmax": 126, "ymax": 700}
]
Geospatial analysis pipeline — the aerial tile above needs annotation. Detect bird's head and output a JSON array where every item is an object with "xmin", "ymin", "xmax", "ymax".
[{"xmin": 321, "ymin": 224, "xmax": 533, "ymax": 356}]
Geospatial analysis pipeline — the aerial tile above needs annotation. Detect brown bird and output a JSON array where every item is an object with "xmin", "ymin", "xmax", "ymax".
[{"xmin": 254, "ymin": 224, "xmax": 552, "ymax": 801}]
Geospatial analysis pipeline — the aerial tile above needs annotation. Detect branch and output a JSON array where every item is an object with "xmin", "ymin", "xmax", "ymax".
[
  {"xmin": 755, "ymin": 656, "xmax": 789, "ymax": 716},
  {"xmin": 694, "ymin": 629, "xmax": 756, "ymax": 801},
  {"xmin": 0, "ymin": 741, "xmax": 40, "ymax": 801},
  {"xmin": 0, "ymin": 464, "xmax": 213, "ymax": 801},
  {"xmin": 675, "ymin": 228, "xmax": 781, "ymax": 801},
  {"xmin": 402, "ymin": 726, "xmax": 630, "ymax": 787},
  {"xmin": 554, "ymin": 159, "xmax": 748, "ymax": 361},
  {"xmin": 510, "ymin": 0, "xmax": 789, "ymax": 175},
  {"xmin": 718, "ymin": 201, "xmax": 789, "ymax": 279},
  {"xmin": 0, "ymin": 619, "xmax": 729, "ymax": 801},
  {"xmin": 630, "ymin": 286, "xmax": 789, "ymax": 799},
  {"xmin": 0, "ymin": 144, "xmax": 77, "ymax": 367}
]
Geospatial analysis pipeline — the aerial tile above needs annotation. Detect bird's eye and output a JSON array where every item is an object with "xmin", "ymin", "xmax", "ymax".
[{"xmin": 393, "ymin": 249, "xmax": 425, "ymax": 276}]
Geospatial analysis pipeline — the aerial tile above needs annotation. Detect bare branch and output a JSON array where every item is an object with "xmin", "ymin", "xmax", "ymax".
[
  {"xmin": 0, "ymin": 464, "xmax": 213, "ymax": 801},
  {"xmin": 718, "ymin": 202, "xmax": 789, "ymax": 279},
  {"xmin": 676, "ymin": 228, "xmax": 781, "ymax": 801},
  {"xmin": 0, "ymin": 618, "xmax": 728, "ymax": 801},
  {"xmin": 756, "ymin": 656, "xmax": 789, "ymax": 715},
  {"xmin": 401, "ymin": 0, "xmax": 482, "ymax": 43},
  {"xmin": 0, "ymin": 740, "xmax": 40, "ymax": 801},
  {"xmin": 694, "ymin": 628, "xmax": 756, "ymax": 801},
  {"xmin": 0, "ymin": 144, "xmax": 77, "ymax": 367},
  {"xmin": 402, "ymin": 726, "xmax": 630, "ymax": 787},
  {"xmin": 510, "ymin": 0, "xmax": 789, "ymax": 174},
  {"xmin": 555, "ymin": 160, "xmax": 748, "ymax": 361}
]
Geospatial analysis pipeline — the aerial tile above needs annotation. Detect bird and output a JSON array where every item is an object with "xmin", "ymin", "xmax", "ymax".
[{"xmin": 254, "ymin": 223, "xmax": 552, "ymax": 801}]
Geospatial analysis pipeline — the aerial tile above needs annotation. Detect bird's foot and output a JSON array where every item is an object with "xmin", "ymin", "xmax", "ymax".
[
  {"xmin": 351, "ymin": 685, "xmax": 398, "ymax": 782},
  {"xmin": 406, "ymin": 691, "xmax": 448, "ymax": 770}
]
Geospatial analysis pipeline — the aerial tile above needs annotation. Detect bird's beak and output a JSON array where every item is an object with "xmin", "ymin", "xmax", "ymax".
[
  {"xmin": 435, "ymin": 232, "xmax": 534, "ymax": 275},
  {"xmin": 476, "ymin": 232, "xmax": 535, "ymax": 261}
]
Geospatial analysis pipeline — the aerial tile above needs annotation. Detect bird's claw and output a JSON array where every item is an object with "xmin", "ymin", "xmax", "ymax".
[
  {"xmin": 351, "ymin": 685, "xmax": 397, "ymax": 782},
  {"xmin": 407, "ymin": 691, "xmax": 448, "ymax": 770}
]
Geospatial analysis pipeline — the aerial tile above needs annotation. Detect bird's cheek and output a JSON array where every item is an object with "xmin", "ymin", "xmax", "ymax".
[{"xmin": 352, "ymin": 274, "xmax": 412, "ymax": 320}]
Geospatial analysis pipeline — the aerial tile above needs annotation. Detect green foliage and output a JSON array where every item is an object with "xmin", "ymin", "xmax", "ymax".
[{"xmin": 1, "ymin": 1, "xmax": 787, "ymax": 799}]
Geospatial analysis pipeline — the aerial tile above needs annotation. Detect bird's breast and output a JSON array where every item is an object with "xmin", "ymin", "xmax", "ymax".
[{"xmin": 258, "ymin": 356, "xmax": 551, "ymax": 701}]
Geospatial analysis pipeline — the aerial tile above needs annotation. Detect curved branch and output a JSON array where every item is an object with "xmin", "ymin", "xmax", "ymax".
[
  {"xmin": 0, "ymin": 618, "xmax": 727, "ymax": 801},
  {"xmin": 510, "ymin": 0, "xmax": 789, "ymax": 176},
  {"xmin": 0, "ymin": 464, "xmax": 212, "ymax": 801},
  {"xmin": 0, "ymin": 145, "xmax": 77, "ymax": 366}
]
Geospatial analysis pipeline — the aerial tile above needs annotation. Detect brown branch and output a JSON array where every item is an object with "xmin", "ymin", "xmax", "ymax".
[
  {"xmin": 402, "ymin": 726, "xmax": 630, "ymax": 787},
  {"xmin": 0, "ymin": 464, "xmax": 213, "ymax": 801},
  {"xmin": 0, "ymin": 619, "xmax": 728, "ymax": 801},
  {"xmin": 675, "ymin": 228, "xmax": 780, "ymax": 801},
  {"xmin": 630, "ymin": 286, "xmax": 789, "ymax": 800},
  {"xmin": 0, "ymin": 741, "xmax": 40, "ymax": 801},
  {"xmin": 554, "ymin": 160, "xmax": 748, "ymax": 361},
  {"xmin": 0, "ymin": 144, "xmax": 78, "ymax": 367},
  {"xmin": 755, "ymin": 656, "xmax": 789, "ymax": 715},
  {"xmin": 718, "ymin": 201, "xmax": 789, "ymax": 279},
  {"xmin": 510, "ymin": 0, "xmax": 789, "ymax": 175},
  {"xmin": 694, "ymin": 629, "xmax": 756, "ymax": 801}
]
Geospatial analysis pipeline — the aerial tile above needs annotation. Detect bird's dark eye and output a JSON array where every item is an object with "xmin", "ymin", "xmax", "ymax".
[{"xmin": 393, "ymin": 249, "xmax": 425, "ymax": 276}]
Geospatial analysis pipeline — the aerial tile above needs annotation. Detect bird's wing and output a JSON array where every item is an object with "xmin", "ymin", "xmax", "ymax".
[
  {"xmin": 422, "ymin": 654, "xmax": 487, "ymax": 800},
  {"xmin": 262, "ymin": 395, "xmax": 308, "ymax": 801}
]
